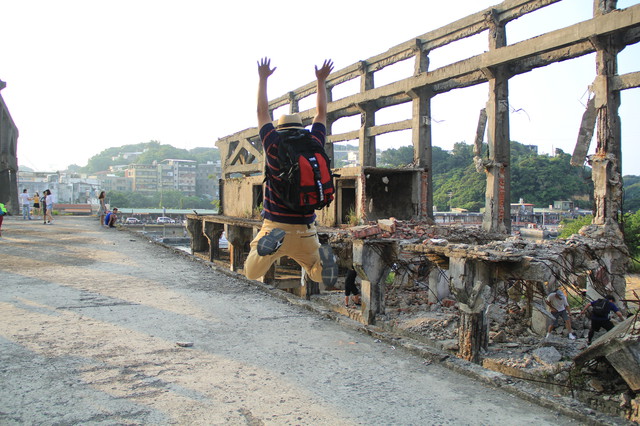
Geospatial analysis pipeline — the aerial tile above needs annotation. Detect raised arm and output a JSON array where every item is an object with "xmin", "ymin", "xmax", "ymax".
[
  {"xmin": 257, "ymin": 57, "xmax": 276, "ymax": 129},
  {"xmin": 313, "ymin": 59, "xmax": 334, "ymax": 126}
]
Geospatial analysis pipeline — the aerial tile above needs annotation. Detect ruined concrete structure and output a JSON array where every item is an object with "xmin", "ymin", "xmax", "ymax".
[
  {"xmin": 188, "ymin": 0, "xmax": 640, "ymax": 364},
  {"xmin": 0, "ymin": 80, "xmax": 19, "ymax": 214}
]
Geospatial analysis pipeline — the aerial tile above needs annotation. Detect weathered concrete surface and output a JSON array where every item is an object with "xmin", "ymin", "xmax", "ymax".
[{"xmin": 0, "ymin": 216, "xmax": 622, "ymax": 425}]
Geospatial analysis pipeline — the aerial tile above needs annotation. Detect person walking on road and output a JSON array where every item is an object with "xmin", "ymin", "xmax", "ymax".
[
  {"xmin": 19, "ymin": 189, "xmax": 32, "ymax": 220},
  {"xmin": 43, "ymin": 189, "xmax": 54, "ymax": 224},
  {"xmin": 33, "ymin": 192, "xmax": 41, "ymax": 219}
]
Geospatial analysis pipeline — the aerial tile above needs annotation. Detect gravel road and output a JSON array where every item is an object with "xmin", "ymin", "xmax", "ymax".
[{"xmin": 0, "ymin": 216, "xmax": 590, "ymax": 425}]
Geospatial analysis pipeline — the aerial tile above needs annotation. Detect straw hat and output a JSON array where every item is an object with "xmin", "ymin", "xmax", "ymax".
[{"xmin": 276, "ymin": 114, "xmax": 305, "ymax": 130}]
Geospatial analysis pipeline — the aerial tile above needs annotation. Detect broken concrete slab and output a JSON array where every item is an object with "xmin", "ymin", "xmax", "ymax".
[
  {"xmin": 532, "ymin": 346, "xmax": 562, "ymax": 365},
  {"xmin": 574, "ymin": 316, "xmax": 640, "ymax": 391}
]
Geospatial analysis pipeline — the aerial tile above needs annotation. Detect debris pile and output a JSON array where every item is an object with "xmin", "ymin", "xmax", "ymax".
[{"xmin": 347, "ymin": 218, "xmax": 505, "ymax": 245}]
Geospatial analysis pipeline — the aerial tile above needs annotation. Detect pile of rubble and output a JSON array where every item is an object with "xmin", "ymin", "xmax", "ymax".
[
  {"xmin": 376, "ymin": 286, "xmax": 640, "ymax": 420},
  {"xmin": 344, "ymin": 218, "xmax": 504, "ymax": 245}
]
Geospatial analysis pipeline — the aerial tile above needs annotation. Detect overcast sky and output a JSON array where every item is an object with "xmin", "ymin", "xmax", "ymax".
[{"xmin": 1, "ymin": 0, "xmax": 639, "ymax": 175}]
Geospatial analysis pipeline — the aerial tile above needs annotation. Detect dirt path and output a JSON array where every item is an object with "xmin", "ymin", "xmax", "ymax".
[{"xmin": 0, "ymin": 216, "xmax": 605, "ymax": 425}]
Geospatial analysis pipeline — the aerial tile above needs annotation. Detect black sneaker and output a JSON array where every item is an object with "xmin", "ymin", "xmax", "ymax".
[
  {"xmin": 257, "ymin": 228, "xmax": 286, "ymax": 256},
  {"xmin": 319, "ymin": 245, "xmax": 338, "ymax": 287}
]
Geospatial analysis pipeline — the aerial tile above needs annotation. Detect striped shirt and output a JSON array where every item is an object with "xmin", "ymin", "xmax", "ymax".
[{"xmin": 260, "ymin": 122, "xmax": 326, "ymax": 225}]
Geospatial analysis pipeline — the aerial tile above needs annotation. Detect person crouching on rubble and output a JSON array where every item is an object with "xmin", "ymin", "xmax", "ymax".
[
  {"xmin": 580, "ymin": 295, "xmax": 624, "ymax": 345},
  {"xmin": 546, "ymin": 289, "xmax": 576, "ymax": 340}
]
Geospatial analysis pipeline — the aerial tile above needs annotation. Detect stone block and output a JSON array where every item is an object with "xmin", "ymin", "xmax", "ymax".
[
  {"xmin": 532, "ymin": 346, "xmax": 562, "ymax": 365},
  {"xmin": 350, "ymin": 225, "xmax": 381, "ymax": 239},
  {"xmin": 377, "ymin": 219, "xmax": 396, "ymax": 233}
]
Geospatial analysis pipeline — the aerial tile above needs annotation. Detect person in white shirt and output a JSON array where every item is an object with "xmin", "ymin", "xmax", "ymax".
[
  {"xmin": 546, "ymin": 289, "xmax": 576, "ymax": 340},
  {"xmin": 43, "ymin": 189, "xmax": 54, "ymax": 224},
  {"xmin": 19, "ymin": 189, "xmax": 32, "ymax": 220}
]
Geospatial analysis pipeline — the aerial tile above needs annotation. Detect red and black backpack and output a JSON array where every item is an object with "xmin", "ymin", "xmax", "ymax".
[{"xmin": 267, "ymin": 129, "xmax": 335, "ymax": 214}]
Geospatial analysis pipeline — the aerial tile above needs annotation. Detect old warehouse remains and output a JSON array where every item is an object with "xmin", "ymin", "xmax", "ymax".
[{"xmin": 182, "ymin": 0, "xmax": 640, "ymax": 418}]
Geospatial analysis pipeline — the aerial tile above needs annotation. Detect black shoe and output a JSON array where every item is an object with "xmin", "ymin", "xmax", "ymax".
[
  {"xmin": 319, "ymin": 245, "xmax": 338, "ymax": 287},
  {"xmin": 257, "ymin": 228, "xmax": 286, "ymax": 256}
]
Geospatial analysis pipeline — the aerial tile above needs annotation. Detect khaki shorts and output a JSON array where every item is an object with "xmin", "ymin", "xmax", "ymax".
[{"xmin": 244, "ymin": 219, "xmax": 323, "ymax": 282}]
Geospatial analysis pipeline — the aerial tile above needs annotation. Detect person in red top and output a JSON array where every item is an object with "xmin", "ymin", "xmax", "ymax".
[{"xmin": 244, "ymin": 57, "xmax": 338, "ymax": 287}]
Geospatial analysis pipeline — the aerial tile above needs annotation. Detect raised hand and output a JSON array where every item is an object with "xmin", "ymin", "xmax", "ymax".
[
  {"xmin": 258, "ymin": 57, "xmax": 276, "ymax": 79},
  {"xmin": 315, "ymin": 59, "xmax": 334, "ymax": 81}
]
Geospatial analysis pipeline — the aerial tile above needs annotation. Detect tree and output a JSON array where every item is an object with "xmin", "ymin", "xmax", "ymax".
[
  {"xmin": 623, "ymin": 210, "xmax": 640, "ymax": 261},
  {"xmin": 623, "ymin": 175, "xmax": 640, "ymax": 213},
  {"xmin": 80, "ymin": 141, "xmax": 219, "ymax": 173},
  {"xmin": 559, "ymin": 215, "xmax": 593, "ymax": 239},
  {"xmin": 379, "ymin": 146, "xmax": 414, "ymax": 167}
]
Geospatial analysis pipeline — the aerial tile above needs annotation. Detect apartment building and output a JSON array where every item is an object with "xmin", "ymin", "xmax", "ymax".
[{"xmin": 125, "ymin": 164, "xmax": 158, "ymax": 194}]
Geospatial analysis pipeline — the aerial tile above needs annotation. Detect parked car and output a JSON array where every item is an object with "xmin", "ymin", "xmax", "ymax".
[
  {"xmin": 156, "ymin": 216, "xmax": 176, "ymax": 224},
  {"xmin": 125, "ymin": 217, "xmax": 141, "ymax": 224}
]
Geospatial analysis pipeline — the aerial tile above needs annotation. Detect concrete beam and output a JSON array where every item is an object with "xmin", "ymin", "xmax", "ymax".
[{"xmin": 572, "ymin": 97, "xmax": 597, "ymax": 167}]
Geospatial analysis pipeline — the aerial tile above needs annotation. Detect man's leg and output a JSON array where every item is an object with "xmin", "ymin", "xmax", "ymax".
[
  {"xmin": 245, "ymin": 221, "xmax": 283, "ymax": 280},
  {"xmin": 547, "ymin": 312, "xmax": 560, "ymax": 337},
  {"xmin": 287, "ymin": 226, "xmax": 337, "ymax": 287},
  {"xmin": 345, "ymin": 269, "xmax": 357, "ymax": 306},
  {"xmin": 588, "ymin": 324, "xmax": 595, "ymax": 344}
]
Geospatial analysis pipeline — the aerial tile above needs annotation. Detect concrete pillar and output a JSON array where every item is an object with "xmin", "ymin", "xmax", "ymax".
[
  {"xmin": 203, "ymin": 221, "xmax": 224, "ymax": 262},
  {"xmin": 449, "ymin": 257, "xmax": 491, "ymax": 363},
  {"xmin": 358, "ymin": 61, "xmax": 376, "ymax": 167},
  {"xmin": 186, "ymin": 217, "xmax": 207, "ymax": 253},
  {"xmin": 352, "ymin": 239, "xmax": 395, "ymax": 324},
  {"xmin": 324, "ymin": 86, "xmax": 335, "ymax": 164},
  {"xmin": 226, "ymin": 225, "xmax": 252, "ymax": 272},
  {"xmin": 410, "ymin": 42, "xmax": 434, "ymax": 220},
  {"xmin": 288, "ymin": 91, "xmax": 299, "ymax": 114},
  {"xmin": 590, "ymin": 0, "xmax": 624, "ymax": 232},
  {"xmin": 428, "ymin": 269, "xmax": 450, "ymax": 304},
  {"xmin": 482, "ymin": 14, "xmax": 511, "ymax": 234}
]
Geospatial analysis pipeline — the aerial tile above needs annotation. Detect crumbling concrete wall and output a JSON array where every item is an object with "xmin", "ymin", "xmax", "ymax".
[
  {"xmin": 221, "ymin": 176, "xmax": 263, "ymax": 219},
  {"xmin": 0, "ymin": 81, "xmax": 19, "ymax": 214}
]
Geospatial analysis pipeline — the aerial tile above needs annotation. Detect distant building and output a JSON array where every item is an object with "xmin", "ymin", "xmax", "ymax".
[
  {"xmin": 196, "ymin": 161, "xmax": 221, "ymax": 199},
  {"xmin": 553, "ymin": 200, "xmax": 574, "ymax": 211},
  {"xmin": 17, "ymin": 170, "xmax": 103, "ymax": 204},
  {"xmin": 101, "ymin": 175, "xmax": 133, "ymax": 193},
  {"xmin": 510, "ymin": 200, "xmax": 534, "ymax": 215},
  {"xmin": 160, "ymin": 159, "xmax": 196, "ymax": 196},
  {"xmin": 125, "ymin": 164, "xmax": 158, "ymax": 194},
  {"xmin": 157, "ymin": 163, "xmax": 175, "ymax": 193}
]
